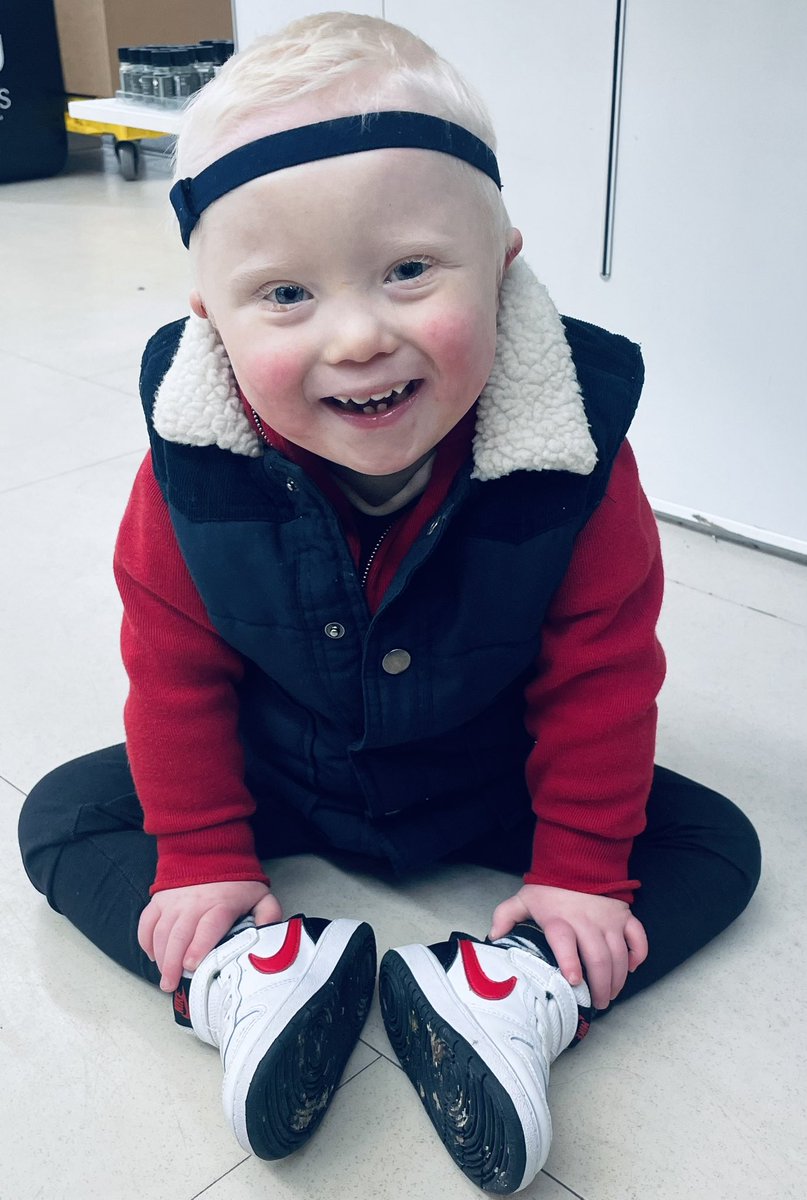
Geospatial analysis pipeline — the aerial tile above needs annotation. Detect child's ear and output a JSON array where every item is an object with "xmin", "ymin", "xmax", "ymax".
[
  {"xmin": 504, "ymin": 228, "xmax": 523, "ymax": 272},
  {"xmin": 189, "ymin": 289, "xmax": 210, "ymax": 321}
]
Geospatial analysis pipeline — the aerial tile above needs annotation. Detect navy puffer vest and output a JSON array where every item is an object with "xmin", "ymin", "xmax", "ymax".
[{"xmin": 141, "ymin": 317, "xmax": 643, "ymax": 871}]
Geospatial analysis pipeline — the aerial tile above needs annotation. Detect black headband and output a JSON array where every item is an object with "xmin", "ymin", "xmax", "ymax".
[{"xmin": 169, "ymin": 110, "xmax": 502, "ymax": 247}]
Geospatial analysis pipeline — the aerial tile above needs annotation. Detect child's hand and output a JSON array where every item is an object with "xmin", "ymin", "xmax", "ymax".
[
  {"xmin": 488, "ymin": 883, "xmax": 648, "ymax": 1010},
  {"xmin": 138, "ymin": 881, "xmax": 282, "ymax": 992}
]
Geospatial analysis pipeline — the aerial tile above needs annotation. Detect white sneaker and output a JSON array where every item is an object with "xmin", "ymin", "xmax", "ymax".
[
  {"xmin": 175, "ymin": 915, "xmax": 376, "ymax": 1158},
  {"xmin": 378, "ymin": 924, "xmax": 591, "ymax": 1194}
]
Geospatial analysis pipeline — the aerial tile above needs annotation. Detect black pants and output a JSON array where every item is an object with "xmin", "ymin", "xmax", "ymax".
[{"xmin": 18, "ymin": 744, "xmax": 761, "ymax": 1007}]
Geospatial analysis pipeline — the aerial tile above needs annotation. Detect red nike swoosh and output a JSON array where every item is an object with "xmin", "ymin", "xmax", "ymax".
[
  {"xmin": 459, "ymin": 939, "xmax": 517, "ymax": 1001},
  {"xmin": 249, "ymin": 916, "xmax": 303, "ymax": 975},
  {"xmin": 173, "ymin": 989, "xmax": 190, "ymax": 1018}
]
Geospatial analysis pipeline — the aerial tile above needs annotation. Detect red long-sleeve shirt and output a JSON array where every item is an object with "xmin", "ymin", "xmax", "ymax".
[{"xmin": 114, "ymin": 438, "xmax": 664, "ymax": 902}]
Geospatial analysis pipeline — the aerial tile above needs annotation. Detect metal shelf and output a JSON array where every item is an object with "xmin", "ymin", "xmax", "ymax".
[{"xmin": 67, "ymin": 97, "xmax": 184, "ymax": 137}]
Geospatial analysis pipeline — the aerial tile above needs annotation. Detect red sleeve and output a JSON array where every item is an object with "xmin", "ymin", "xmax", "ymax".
[
  {"xmin": 114, "ymin": 452, "xmax": 270, "ymax": 894},
  {"xmin": 523, "ymin": 441, "xmax": 666, "ymax": 903}
]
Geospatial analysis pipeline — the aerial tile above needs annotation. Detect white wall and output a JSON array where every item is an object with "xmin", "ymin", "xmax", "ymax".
[
  {"xmin": 557, "ymin": 1, "xmax": 807, "ymax": 555},
  {"xmin": 232, "ymin": 0, "xmax": 807, "ymax": 553}
]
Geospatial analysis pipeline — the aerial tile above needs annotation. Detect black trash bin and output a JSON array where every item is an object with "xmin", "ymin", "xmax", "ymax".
[{"xmin": 0, "ymin": 0, "xmax": 67, "ymax": 182}]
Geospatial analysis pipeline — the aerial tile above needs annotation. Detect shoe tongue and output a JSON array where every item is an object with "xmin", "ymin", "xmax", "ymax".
[
  {"xmin": 490, "ymin": 922, "xmax": 556, "ymax": 964},
  {"xmin": 219, "ymin": 914, "xmax": 256, "ymax": 945}
]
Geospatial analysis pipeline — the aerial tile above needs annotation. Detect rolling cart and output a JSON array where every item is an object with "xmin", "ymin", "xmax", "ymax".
[{"xmin": 66, "ymin": 97, "xmax": 184, "ymax": 180}]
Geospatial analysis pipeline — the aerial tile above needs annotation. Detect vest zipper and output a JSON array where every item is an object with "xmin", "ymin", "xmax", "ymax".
[
  {"xmin": 250, "ymin": 407, "xmax": 271, "ymax": 444},
  {"xmin": 252, "ymin": 406, "xmax": 394, "ymax": 596},
  {"xmin": 361, "ymin": 524, "xmax": 393, "ymax": 590}
]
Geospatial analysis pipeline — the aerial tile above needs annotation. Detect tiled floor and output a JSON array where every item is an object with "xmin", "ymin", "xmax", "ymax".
[{"xmin": 1, "ymin": 141, "xmax": 805, "ymax": 1200}]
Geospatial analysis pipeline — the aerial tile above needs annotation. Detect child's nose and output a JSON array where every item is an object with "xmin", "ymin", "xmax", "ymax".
[{"xmin": 321, "ymin": 300, "xmax": 398, "ymax": 365}]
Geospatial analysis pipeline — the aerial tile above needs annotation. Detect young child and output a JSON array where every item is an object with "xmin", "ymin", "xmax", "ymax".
[{"xmin": 18, "ymin": 13, "xmax": 761, "ymax": 1194}]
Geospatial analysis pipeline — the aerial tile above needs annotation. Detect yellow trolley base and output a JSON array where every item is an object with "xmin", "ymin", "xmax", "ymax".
[{"xmin": 66, "ymin": 98, "xmax": 182, "ymax": 180}]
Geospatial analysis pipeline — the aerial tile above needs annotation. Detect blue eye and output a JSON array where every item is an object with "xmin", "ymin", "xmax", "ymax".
[
  {"xmin": 389, "ymin": 259, "xmax": 430, "ymax": 282},
  {"xmin": 266, "ymin": 284, "xmax": 311, "ymax": 306}
]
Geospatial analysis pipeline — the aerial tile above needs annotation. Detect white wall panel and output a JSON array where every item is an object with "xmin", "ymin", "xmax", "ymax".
[
  {"xmin": 231, "ymin": 0, "xmax": 807, "ymax": 550},
  {"xmin": 233, "ymin": 0, "xmax": 382, "ymax": 50},
  {"xmin": 567, "ymin": 1, "xmax": 807, "ymax": 551},
  {"xmin": 383, "ymin": 0, "xmax": 613, "ymax": 297}
]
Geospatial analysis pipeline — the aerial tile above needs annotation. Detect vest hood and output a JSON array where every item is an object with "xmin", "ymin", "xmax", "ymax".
[{"xmin": 152, "ymin": 257, "xmax": 598, "ymax": 481}]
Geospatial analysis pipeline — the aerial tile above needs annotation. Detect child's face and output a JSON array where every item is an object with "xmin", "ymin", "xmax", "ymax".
[{"xmin": 191, "ymin": 138, "xmax": 518, "ymax": 483}]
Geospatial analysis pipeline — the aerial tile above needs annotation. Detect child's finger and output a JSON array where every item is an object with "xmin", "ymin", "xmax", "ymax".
[
  {"xmin": 542, "ymin": 919, "xmax": 584, "ymax": 989},
  {"xmin": 137, "ymin": 902, "xmax": 159, "ymax": 960},
  {"xmin": 253, "ymin": 893, "xmax": 283, "ymax": 927},
  {"xmin": 624, "ymin": 914, "xmax": 649, "ymax": 971},
  {"xmin": 605, "ymin": 929, "xmax": 630, "ymax": 1000},
  {"xmin": 567, "ymin": 926, "xmax": 614, "ymax": 1008},
  {"xmin": 488, "ymin": 895, "xmax": 528, "ymax": 941},
  {"xmin": 150, "ymin": 912, "xmax": 176, "ymax": 975},
  {"xmin": 183, "ymin": 906, "xmax": 237, "ymax": 972},
  {"xmin": 159, "ymin": 916, "xmax": 196, "ymax": 992}
]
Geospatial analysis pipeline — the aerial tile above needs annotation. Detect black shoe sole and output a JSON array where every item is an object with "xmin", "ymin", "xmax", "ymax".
[
  {"xmin": 379, "ymin": 948, "xmax": 528, "ymax": 1194},
  {"xmin": 244, "ymin": 921, "xmax": 377, "ymax": 1159}
]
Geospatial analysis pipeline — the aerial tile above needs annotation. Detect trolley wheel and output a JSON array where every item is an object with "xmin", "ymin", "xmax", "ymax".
[{"xmin": 115, "ymin": 139, "xmax": 141, "ymax": 180}]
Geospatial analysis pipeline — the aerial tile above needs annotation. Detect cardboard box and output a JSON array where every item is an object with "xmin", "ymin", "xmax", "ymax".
[{"xmin": 53, "ymin": 0, "xmax": 233, "ymax": 97}]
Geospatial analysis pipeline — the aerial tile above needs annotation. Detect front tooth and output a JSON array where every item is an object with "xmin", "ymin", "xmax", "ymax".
[{"xmin": 332, "ymin": 383, "xmax": 409, "ymax": 404}]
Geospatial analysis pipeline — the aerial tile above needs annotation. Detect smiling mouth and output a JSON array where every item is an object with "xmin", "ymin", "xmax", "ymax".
[{"xmin": 323, "ymin": 379, "xmax": 421, "ymax": 414}]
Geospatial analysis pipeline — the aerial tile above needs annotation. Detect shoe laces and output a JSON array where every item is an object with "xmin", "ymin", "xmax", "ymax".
[
  {"xmin": 530, "ymin": 987, "xmax": 565, "ymax": 1063},
  {"xmin": 189, "ymin": 919, "xmax": 258, "ymax": 1048},
  {"xmin": 212, "ymin": 915, "xmax": 256, "ymax": 1032}
]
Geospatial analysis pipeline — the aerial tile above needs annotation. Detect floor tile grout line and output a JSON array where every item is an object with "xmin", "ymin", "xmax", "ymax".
[
  {"xmin": 655, "ymin": 514, "xmax": 807, "ymax": 567},
  {"xmin": 183, "ymin": 1055, "xmax": 384, "ymax": 1197},
  {"xmin": 56, "ymin": 357, "xmax": 143, "ymax": 386},
  {"xmin": 540, "ymin": 1169, "xmax": 588, "ymax": 1199},
  {"xmin": 0, "ymin": 447, "xmax": 149, "ymax": 496},
  {"xmin": 359, "ymin": 1036, "xmax": 403, "ymax": 1070},
  {"xmin": 665, "ymin": 578, "xmax": 807, "ymax": 627},
  {"xmin": 337, "ymin": 1052, "xmax": 383, "ymax": 1091},
  {"xmin": 82, "ymin": 381, "xmax": 140, "ymax": 396},
  {"xmin": 347, "ymin": 1047, "xmax": 592, "ymax": 1200},
  {"xmin": 0, "ymin": 344, "xmax": 144, "ymax": 389},
  {"xmin": 188, "ymin": 1154, "xmax": 251, "ymax": 1199},
  {"xmin": 0, "ymin": 774, "xmax": 26, "ymax": 796}
]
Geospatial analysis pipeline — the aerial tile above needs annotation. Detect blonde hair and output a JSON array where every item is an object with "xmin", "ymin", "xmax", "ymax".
[{"xmin": 174, "ymin": 11, "xmax": 512, "ymax": 256}]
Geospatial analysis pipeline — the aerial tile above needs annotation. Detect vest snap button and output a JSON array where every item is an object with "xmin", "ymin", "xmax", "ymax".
[
  {"xmin": 286, "ymin": 478, "xmax": 298, "ymax": 492},
  {"xmin": 382, "ymin": 649, "xmax": 411, "ymax": 674},
  {"xmin": 324, "ymin": 622, "xmax": 345, "ymax": 639}
]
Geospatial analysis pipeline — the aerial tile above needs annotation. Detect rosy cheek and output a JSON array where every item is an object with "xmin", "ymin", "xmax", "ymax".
[
  {"xmin": 422, "ymin": 309, "xmax": 494, "ymax": 372},
  {"xmin": 239, "ymin": 349, "xmax": 305, "ymax": 401}
]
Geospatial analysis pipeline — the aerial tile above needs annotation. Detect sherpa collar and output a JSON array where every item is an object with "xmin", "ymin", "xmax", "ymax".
[{"xmin": 152, "ymin": 257, "xmax": 597, "ymax": 480}]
